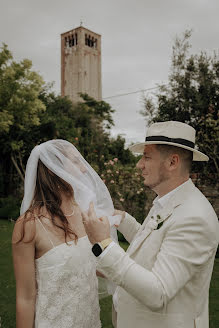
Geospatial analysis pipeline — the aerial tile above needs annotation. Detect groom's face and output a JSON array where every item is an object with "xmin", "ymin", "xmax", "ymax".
[{"xmin": 136, "ymin": 145, "xmax": 168, "ymax": 190}]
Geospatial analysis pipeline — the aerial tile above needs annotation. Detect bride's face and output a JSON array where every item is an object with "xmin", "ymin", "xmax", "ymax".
[
  {"xmin": 65, "ymin": 149, "xmax": 87, "ymax": 174},
  {"xmin": 71, "ymin": 156, "xmax": 87, "ymax": 174}
]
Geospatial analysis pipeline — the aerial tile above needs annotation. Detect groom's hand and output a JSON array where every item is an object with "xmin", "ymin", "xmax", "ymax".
[
  {"xmin": 113, "ymin": 209, "xmax": 125, "ymax": 227},
  {"xmin": 82, "ymin": 202, "xmax": 111, "ymax": 245}
]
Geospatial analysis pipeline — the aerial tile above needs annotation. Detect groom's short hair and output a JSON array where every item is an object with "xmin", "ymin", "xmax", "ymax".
[{"xmin": 156, "ymin": 144, "xmax": 193, "ymax": 173}]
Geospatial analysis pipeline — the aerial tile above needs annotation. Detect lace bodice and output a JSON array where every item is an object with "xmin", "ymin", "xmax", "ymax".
[{"xmin": 35, "ymin": 235, "xmax": 101, "ymax": 328}]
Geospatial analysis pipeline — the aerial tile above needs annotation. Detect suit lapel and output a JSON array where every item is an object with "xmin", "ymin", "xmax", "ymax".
[
  {"xmin": 127, "ymin": 207, "xmax": 156, "ymax": 255},
  {"xmin": 140, "ymin": 206, "xmax": 156, "ymax": 231},
  {"xmin": 127, "ymin": 179, "xmax": 196, "ymax": 256},
  {"xmin": 127, "ymin": 202, "xmax": 175, "ymax": 255}
]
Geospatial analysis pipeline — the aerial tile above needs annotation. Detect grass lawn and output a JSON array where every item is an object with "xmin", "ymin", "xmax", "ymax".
[{"xmin": 0, "ymin": 220, "xmax": 218, "ymax": 327}]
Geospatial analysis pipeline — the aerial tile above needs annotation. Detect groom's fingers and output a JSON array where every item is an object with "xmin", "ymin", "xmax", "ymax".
[
  {"xmin": 88, "ymin": 202, "xmax": 92, "ymax": 217},
  {"xmin": 88, "ymin": 202, "xmax": 97, "ymax": 221},
  {"xmin": 81, "ymin": 211, "xmax": 89, "ymax": 224},
  {"xmin": 101, "ymin": 216, "xmax": 109, "ymax": 224}
]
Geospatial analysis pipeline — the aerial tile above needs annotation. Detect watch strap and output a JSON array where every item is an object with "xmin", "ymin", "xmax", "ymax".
[{"xmin": 99, "ymin": 238, "xmax": 113, "ymax": 250}]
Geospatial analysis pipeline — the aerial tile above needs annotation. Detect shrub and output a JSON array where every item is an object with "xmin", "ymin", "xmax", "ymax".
[
  {"xmin": 0, "ymin": 196, "xmax": 20, "ymax": 219},
  {"xmin": 100, "ymin": 158, "xmax": 147, "ymax": 224}
]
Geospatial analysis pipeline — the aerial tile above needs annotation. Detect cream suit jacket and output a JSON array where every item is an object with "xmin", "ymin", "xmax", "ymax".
[{"xmin": 97, "ymin": 179, "xmax": 219, "ymax": 328}]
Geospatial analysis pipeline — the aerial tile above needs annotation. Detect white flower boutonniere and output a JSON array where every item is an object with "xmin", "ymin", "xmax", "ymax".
[
  {"xmin": 147, "ymin": 204, "xmax": 179, "ymax": 232},
  {"xmin": 148, "ymin": 213, "xmax": 172, "ymax": 231},
  {"xmin": 147, "ymin": 218, "xmax": 159, "ymax": 230}
]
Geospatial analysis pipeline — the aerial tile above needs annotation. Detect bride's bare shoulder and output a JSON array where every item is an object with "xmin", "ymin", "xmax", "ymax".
[{"xmin": 12, "ymin": 212, "xmax": 36, "ymax": 244}]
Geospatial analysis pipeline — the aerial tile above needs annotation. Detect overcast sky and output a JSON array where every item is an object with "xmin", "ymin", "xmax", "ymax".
[{"xmin": 1, "ymin": 0, "xmax": 219, "ymax": 146}]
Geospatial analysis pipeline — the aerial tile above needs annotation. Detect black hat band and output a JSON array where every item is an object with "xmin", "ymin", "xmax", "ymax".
[{"xmin": 145, "ymin": 136, "xmax": 195, "ymax": 149}]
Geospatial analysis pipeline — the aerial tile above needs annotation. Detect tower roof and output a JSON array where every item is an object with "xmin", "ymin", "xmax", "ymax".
[{"xmin": 61, "ymin": 26, "xmax": 101, "ymax": 37}]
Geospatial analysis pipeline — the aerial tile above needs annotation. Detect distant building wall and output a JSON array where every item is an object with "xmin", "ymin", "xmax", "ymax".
[{"xmin": 61, "ymin": 26, "xmax": 102, "ymax": 103}]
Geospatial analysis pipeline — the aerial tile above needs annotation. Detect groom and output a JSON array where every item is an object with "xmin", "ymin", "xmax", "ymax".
[{"xmin": 83, "ymin": 121, "xmax": 219, "ymax": 328}]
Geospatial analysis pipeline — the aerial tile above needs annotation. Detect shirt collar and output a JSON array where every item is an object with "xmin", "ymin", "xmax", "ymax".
[{"xmin": 153, "ymin": 179, "xmax": 191, "ymax": 209}]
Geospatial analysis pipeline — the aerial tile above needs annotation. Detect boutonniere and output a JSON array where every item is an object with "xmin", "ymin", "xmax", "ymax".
[
  {"xmin": 147, "ymin": 204, "xmax": 180, "ymax": 232},
  {"xmin": 149, "ymin": 213, "xmax": 172, "ymax": 231},
  {"xmin": 156, "ymin": 215, "xmax": 164, "ymax": 230}
]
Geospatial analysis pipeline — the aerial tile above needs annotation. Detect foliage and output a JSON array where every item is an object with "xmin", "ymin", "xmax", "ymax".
[
  {"xmin": 37, "ymin": 90, "xmax": 136, "ymax": 168},
  {"xmin": 141, "ymin": 30, "xmax": 219, "ymax": 180},
  {"xmin": 0, "ymin": 43, "xmax": 46, "ymax": 196},
  {"xmin": 0, "ymin": 44, "xmax": 138, "ymax": 219},
  {"xmin": 79, "ymin": 93, "xmax": 115, "ymax": 129},
  {"xmin": 196, "ymin": 111, "xmax": 219, "ymax": 177},
  {"xmin": 0, "ymin": 196, "xmax": 20, "ymax": 219},
  {"xmin": 99, "ymin": 158, "xmax": 147, "ymax": 224},
  {"xmin": 0, "ymin": 43, "xmax": 45, "ymax": 142}
]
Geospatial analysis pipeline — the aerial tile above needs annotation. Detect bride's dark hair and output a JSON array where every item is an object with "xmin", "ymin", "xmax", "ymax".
[{"xmin": 18, "ymin": 159, "xmax": 78, "ymax": 243}]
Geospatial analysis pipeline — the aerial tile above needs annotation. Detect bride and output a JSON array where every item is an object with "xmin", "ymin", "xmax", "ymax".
[{"xmin": 12, "ymin": 139, "xmax": 119, "ymax": 328}]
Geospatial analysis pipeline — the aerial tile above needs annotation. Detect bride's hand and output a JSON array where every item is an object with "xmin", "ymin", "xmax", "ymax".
[{"xmin": 82, "ymin": 202, "xmax": 111, "ymax": 244}]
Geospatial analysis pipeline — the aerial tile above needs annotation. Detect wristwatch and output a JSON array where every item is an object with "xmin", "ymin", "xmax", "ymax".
[{"xmin": 92, "ymin": 238, "xmax": 112, "ymax": 257}]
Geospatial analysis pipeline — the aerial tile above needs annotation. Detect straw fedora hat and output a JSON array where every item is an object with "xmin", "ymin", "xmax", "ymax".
[{"xmin": 129, "ymin": 121, "xmax": 208, "ymax": 161}]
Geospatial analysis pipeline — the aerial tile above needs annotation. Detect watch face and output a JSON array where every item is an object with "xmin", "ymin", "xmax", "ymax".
[{"xmin": 92, "ymin": 243, "xmax": 102, "ymax": 257}]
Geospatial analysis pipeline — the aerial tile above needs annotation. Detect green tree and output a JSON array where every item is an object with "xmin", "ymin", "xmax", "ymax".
[
  {"xmin": 75, "ymin": 94, "xmax": 136, "ymax": 168},
  {"xmin": 141, "ymin": 30, "xmax": 219, "ymax": 179},
  {"xmin": 0, "ymin": 45, "xmax": 139, "ymax": 220},
  {"xmin": 0, "ymin": 44, "xmax": 45, "ymax": 196},
  {"xmin": 36, "ymin": 90, "xmax": 133, "ymax": 168}
]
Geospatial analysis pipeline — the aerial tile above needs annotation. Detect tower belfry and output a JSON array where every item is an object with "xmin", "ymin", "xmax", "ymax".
[{"xmin": 61, "ymin": 26, "xmax": 102, "ymax": 102}]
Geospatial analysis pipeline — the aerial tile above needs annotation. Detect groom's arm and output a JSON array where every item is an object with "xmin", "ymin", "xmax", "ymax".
[{"xmin": 96, "ymin": 214, "xmax": 217, "ymax": 311}]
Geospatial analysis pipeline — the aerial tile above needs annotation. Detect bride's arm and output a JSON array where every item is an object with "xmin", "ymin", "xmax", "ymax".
[{"xmin": 12, "ymin": 216, "xmax": 36, "ymax": 328}]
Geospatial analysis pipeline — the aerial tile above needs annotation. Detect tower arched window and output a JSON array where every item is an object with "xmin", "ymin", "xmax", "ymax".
[{"xmin": 68, "ymin": 36, "xmax": 72, "ymax": 47}]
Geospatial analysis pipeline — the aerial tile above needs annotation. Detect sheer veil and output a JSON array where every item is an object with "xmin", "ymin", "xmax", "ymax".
[{"xmin": 21, "ymin": 139, "xmax": 121, "ymax": 296}]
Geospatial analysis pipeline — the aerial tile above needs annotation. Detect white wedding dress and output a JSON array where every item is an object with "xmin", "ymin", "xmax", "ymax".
[{"xmin": 34, "ymin": 219, "xmax": 101, "ymax": 328}]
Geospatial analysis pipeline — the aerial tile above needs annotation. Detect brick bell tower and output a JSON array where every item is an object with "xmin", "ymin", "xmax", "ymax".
[{"xmin": 61, "ymin": 26, "xmax": 102, "ymax": 102}]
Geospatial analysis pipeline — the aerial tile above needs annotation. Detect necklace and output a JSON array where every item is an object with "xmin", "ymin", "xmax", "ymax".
[{"xmin": 64, "ymin": 207, "xmax": 75, "ymax": 217}]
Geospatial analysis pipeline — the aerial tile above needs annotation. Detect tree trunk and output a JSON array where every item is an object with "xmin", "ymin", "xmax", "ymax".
[{"xmin": 11, "ymin": 155, "xmax": 24, "ymax": 182}]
